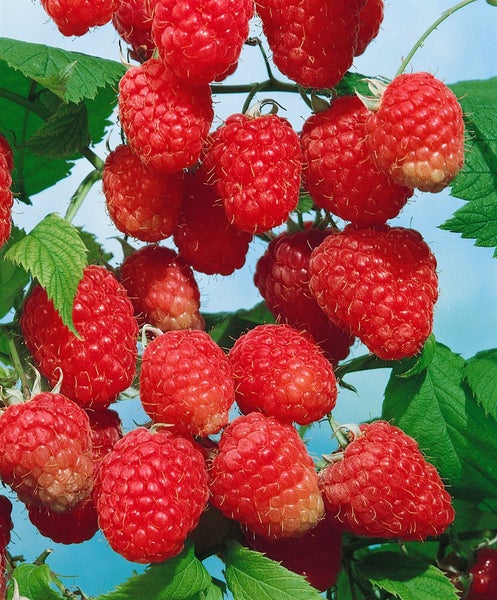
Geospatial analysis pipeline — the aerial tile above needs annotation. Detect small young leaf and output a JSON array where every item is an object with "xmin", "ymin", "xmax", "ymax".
[
  {"xmin": 225, "ymin": 540, "xmax": 323, "ymax": 600},
  {"xmin": 5, "ymin": 213, "xmax": 88, "ymax": 335},
  {"xmin": 357, "ymin": 552, "xmax": 459, "ymax": 600},
  {"xmin": 464, "ymin": 349, "xmax": 497, "ymax": 419},
  {"xmin": 7, "ymin": 564, "xmax": 64, "ymax": 600},
  {"xmin": 94, "ymin": 543, "xmax": 211, "ymax": 600}
]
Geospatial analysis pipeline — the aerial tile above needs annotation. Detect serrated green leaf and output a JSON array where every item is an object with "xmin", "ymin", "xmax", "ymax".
[
  {"xmin": 393, "ymin": 334, "xmax": 437, "ymax": 378},
  {"xmin": 95, "ymin": 543, "xmax": 211, "ymax": 600},
  {"xmin": 0, "ymin": 37, "xmax": 125, "ymax": 104},
  {"xmin": 0, "ymin": 226, "xmax": 29, "ymax": 318},
  {"xmin": 77, "ymin": 227, "xmax": 113, "ymax": 265},
  {"xmin": 5, "ymin": 213, "xmax": 87, "ymax": 335},
  {"xmin": 7, "ymin": 564, "xmax": 64, "ymax": 600},
  {"xmin": 225, "ymin": 540, "xmax": 323, "ymax": 600},
  {"xmin": 382, "ymin": 342, "xmax": 497, "ymax": 501},
  {"xmin": 357, "ymin": 552, "xmax": 459, "ymax": 600},
  {"xmin": 26, "ymin": 102, "xmax": 90, "ymax": 158},
  {"xmin": 440, "ymin": 78, "xmax": 497, "ymax": 254},
  {"xmin": 464, "ymin": 349, "xmax": 497, "ymax": 419},
  {"xmin": 195, "ymin": 580, "xmax": 225, "ymax": 600}
]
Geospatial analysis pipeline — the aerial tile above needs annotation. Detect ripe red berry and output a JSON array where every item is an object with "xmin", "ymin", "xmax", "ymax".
[
  {"xmin": 21, "ymin": 265, "xmax": 138, "ymax": 409},
  {"xmin": 119, "ymin": 244, "xmax": 205, "ymax": 331},
  {"xmin": 152, "ymin": 0, "xmax": 253, "ymax": 84},
  {"xmin": 209, "ymin": 412, "xmax": 325, "ymax": 539},
  {"xmin": 319, "ymin": 420, "xmax": 455, "ymax": 540},
  {"xmin": 94, "ymin": 427, "xmax": 209, "ymax": 563},
  {"xmin": 102, "ymin": 144, "xmax": 184, "ymax": 243},
  {"xmin": 204, "ymin": 111, "xmax": 302, "ymax": 234},
  {"xmin": 300, "ymin": 96, "xmax": 413, "ymax": 226},
  {"xmin": 309, "ymin": 224, "xmax": 438, "ymax": 360},
  {"xmin": 466, "ymin": 548, "xmax": 497, "ymax": 600},
  {"xmin": 354, "ymin": 0, "xmax": 384, "ymax": 56},
  {"xmin": 86, "ymin": 408, "xmax": 123, "ymax": 468},
  {"xmin": 228, "ymin": 324, "xmax": 338, "ymax": 425},
  {"xmin": 365, "ymin": 72, "xmax": 465, "ymax": 192},
  {"xmin": 140, "ymin": 330, "xmax": 235, "ymax": 437},
  {"xmin": 173, "ymin": 167, "xmax": 252, "ymax": 275},
  {"xmin": 254, "ymin": 227, "xmax": 355, "ymax": 364},
  {"xmin": 40, "ymin": 0, "xmax": 117, "ymax": 36},
  {"xmin": 112, "ymin": 0, "xmax": 157, "ymax": 61},
  {"xmin": 0, "ymin": 134, "xmax": 14, "ymax": 248},
  {"xmin": 0, "ymin": 496, "xmax": 13, "ymax": 600},
  {"xmin": 245, "ymin": 515, "xmax": 343, "ymax": 592},
  {"xmin": 0, "ymin": 393, "xmax": 94, "ymax": 512},
  {"xmin": 255, "ymin": 0, "xmax": 365, "ymax": 88},
  {"xmin": 118, "ymin": 58, "xmax": 214, "ymax": 173}
]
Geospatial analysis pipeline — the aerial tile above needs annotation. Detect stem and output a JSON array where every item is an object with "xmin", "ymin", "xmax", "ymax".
[
  {"xmin": 80, "ymin": 146, "xmax": 104, "ymax": 170},
  {"xmin": 4, "ymin": 328, "xmax": 30, "ymax": 401},
  {"xmin": 396, "ymin": 0, "xmax": 478, "ymax": 76},
  {"xmin": 334, "ymin": 353, "xmax": 395, "ymax": 381},
  {"xmin": 64, "ymin": 168, "xmax": 102, "ymax": 223}
]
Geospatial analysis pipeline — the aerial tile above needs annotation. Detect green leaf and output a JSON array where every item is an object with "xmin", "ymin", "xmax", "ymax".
[
  {"xmin": 205, "ymin": 302, "xmax": 275, "ymax": 350},
  {"xmin": 77, "ymin": 227, "xmax": 113, "ymax": 265},
  {"xmin": 7, "ymin": 564, "xmax": 64, "ymax": 600},
  {"xmin": 5, "ymin": 213, "xmax": 88, "ymax": 335},
  {"xmin": 464, "ymin": 349, "xmax": 497, "ymax": 419},
  {"xmin": 382, "ymin": 342, "xmax": 497, "ymax": 501},
  {"xmin": 440, "ymin": 78, "xmax": 497, "ymax": 254},
  {"xmin": 0, "ymin": 37, "xmax": 125, "ymax": 103},
  {"xmin": 0, "ymin": 227, "xmax": 29, "ymax": 318},
  {"xmin": 26, "ymin": 102, "xmax": 90, "ymax": 158},
  {"xmin": 357, "ymin": 552, "xmax": 459, "ymax": 600},
  {"xmin": 195, "ymin": 580, "xmax": 225, "ymax": 600},
  {"xmin": 225, "ymin": 540, "xmax": 323, "ymax": 600},
  {"xmin": 95, "ymin": 543, "xmax": 211, "ymax": 600}
]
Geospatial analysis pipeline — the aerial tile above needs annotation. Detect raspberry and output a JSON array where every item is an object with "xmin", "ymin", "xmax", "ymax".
[
  {"xmin": 21, "ymin": 265, "xmax": 138, "ymax": 409},
  {"xmin": 0, "ymin": 496, "xmax": 12, "ymax": 600},
  {"xmin": 365, "ymin": 72, "xmax": 465, "ymax": 192},
  {"xmin": 86, "ymin": 408, "xmax": 122, "ymax": 467},
  {"xmin": 118, "ymin": 58, "xmax": 214, "ymax": 173},
  {"xmin": 0, "ymin": 134, "xmax": 14, "ymax": 248},
  {"xmin": 245, "ymin": 515, "xmax": 343, "ymax": 591},
  {"xmin": 466, "ymin": 548, "xmax": 497, "ymax": 599},
  {"xmin": 228, "ymin": 324, "xmax": 338, "ymax": 425},
  {"xmin": 255, "ymin": 0, "xmax": 365, "ymax": 88},
  {"xmin": 209, "ymin": 412, "xmax": 325, "ymax": 539},
  {"xmin": 27, "ymin": 498, "xmax": 99, "ymax": 545},
  {"xmin": 152, "ymin": 0, "xmax": 253, "ymax": 84},
  {"xmin": 112, "ymin": 0, "xmax": 157, "ymax": 61},
  {"xmin": 94, "ymin": 427, "xmax": 209, "ymax": 563},
  {"xmin": 139, "ymin": 329, "xmax": 235, "ymax": 437},
  {"xmin": 173, "ymin": 167, "xmax": 252, "ymax": 275},
  {"xmin": 203, "ymin": 111, "xmax": 302, "ymax": 234},
  {"xmin": 0, "ymin": 393, "xmax": 94, "ymax": 512},
  {"xmin": 254, "ymin": 227, "xmax": 355, "ymax": 364},
  {"xmin": 319, "ymin": 420, "xmax": 455, "ymax": 540},
  {"xmin": 354, "ymin": 0, "xmax": 384, "ymax": 56},
  {"xmin": 308, "ymin": 224, "xmax": 438, "ymax": 360},
  {"xmin": 119, "ymin": 244, "xmax": 204, "ymax": 331},
  {"xmin": 40, "ymin": 0, "xmax": 117, "ymax": 36},
  {"xmin": 300, "ymin": 96, "xmax": 413, "ymax": 226},
  {"xmin": 102, "ymin": 144, "xmax": 184, "ymax": 243}
]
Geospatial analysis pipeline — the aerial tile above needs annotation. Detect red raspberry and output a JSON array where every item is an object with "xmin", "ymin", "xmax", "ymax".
[
  {"xmin": 119, "ymin": 244, "xmax": 204, "ymax": 331},
  {"xmin": 20, "ymin": 265, "xmax": 138, "ymax": 409},
  {"xmin": 466, "ymin": 548, "xmax": 497, "ymax": 599},
  {"xmin": 209, "ymin": 412, "xmax": 325, "ymax": 539},
  {"xmin": 102, "ymin": 144, "xmax": 184, "ymax": 243},
  {"xmin": 152, "ymin": 0, "xmax": 253, "ymax": 84},
  {"xmin": 254, "ymin": 227, "xmax": 355, "ymax": 364},
  {"xmin": 365, "ymin": 72, "xmax": 465, "ymax": 192},
  {"xmin": 0, "ymin": 134, "xmax": 13, "ymax": 248},
  {"xmin": 228, "ymin": 324, "xmax": 338, "ymax": 425},
  {"xmin": 308, "ymin": 224, "xmax": 438, "ymax": 360},
  {"xmin": 118, "ymin": 58, "xmax": 214, "ymax": 173},
  {"xmin": 173, "ymin": 167, "xmax": 252, "ymax": 275},
  {"xmin": 0, "ymin": 393, "xmax": 94, "ymax": 512},
  {"xmin": 94, "ymin": 427, "xmax": 209, "ymax": 563},
  {"xmin": 255, "ymin": 0, "xmax": 365, "ymax": 89},
  {"xmin": 40, "ymin": 0, "xmax": 117, "ymax": 36},
  {"xmin": 245, "ymin": 515, "xmax": 343, "ymax": 592},
  {"xmin": 319, "ymin": 420, "xmax": 455, "ymax": 540},
  {"xmin": 27, "ymin": 498, "xmax": 99, "ymax": 545},
  {"xmin": 0, "ymin": 496, "xmax": 12, "ymax": 600},
  {"xmin": 300, "ymin": 96, "xmax": 413, "ymax": 226},
  {"xmin": 140, "ymin": 330, "xmax": 235, "ymax": 437},
  {"xmin": 354, "ymin": 0, "xmax": 384, "ymax": 56},
  {"xmin": 203, "ymin": 111, "xmax": 302, "ymax": 234},
  {"xmin": 112, "ymin": 0, "xmax": 157, "ymax": 61},
  {"xmin": 86, "ymin": 408, "xmax": 123, "ymax": 467}
]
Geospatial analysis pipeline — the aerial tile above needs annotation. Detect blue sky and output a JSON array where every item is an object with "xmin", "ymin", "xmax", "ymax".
[{"xmin": 1, "ymin": 0, "xmax": 497, "ymax": 596}]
